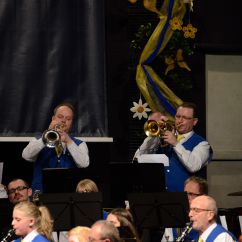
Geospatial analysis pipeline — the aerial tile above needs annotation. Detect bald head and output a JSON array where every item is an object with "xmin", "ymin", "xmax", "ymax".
[
  {"xmin": 189, "ymin": 195, "xmax": 218, "ymax": 234},
  {"xmin": 89, "ymin": 220, "xmax": 121, "ymax": 242}
]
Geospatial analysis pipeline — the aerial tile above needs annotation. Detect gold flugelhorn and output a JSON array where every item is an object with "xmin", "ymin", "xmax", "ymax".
[
  {"xmin": 144, "ymin": 119, "xmax": 175, "ymax": 137},
  {"xmin": 42, "ymin": 124, "xmax": 65, "ymax": 148}
]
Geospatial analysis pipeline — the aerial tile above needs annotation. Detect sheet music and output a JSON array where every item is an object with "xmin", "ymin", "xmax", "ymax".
[
  {"xmin": 137, "ymin": 154, "xmax": 169, "ymax": 166},
  {"xmin": 219, "ymin": 215, "xmax": 228, "ymax": 230},
  {"xmin": 239, "ymin": 216, "xmax": 242, "ymax": 233},
  {"xmin": 0, "ymin": 162, "xmax": 3, "ymax": 183}
]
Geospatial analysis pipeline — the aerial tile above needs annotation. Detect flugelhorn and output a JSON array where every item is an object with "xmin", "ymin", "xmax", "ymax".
[
  {"xmin": 42, "ymin": 124, "xmax": 65, "ymax": 148},
  {"xmin": 144, "ymin": 119, "xmax": 175, "ymax": 137}
]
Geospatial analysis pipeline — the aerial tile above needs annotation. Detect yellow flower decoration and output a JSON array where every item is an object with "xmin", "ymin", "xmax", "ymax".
[
  {"xmin": 183, "ymin": 24, "xmax": 197, "ymax": 39},
  {"xmin": 164, "ymin": 49, "xmax": 191, "ymax": 75},
  {"xmin": 169, "ymin": 17, "xmax": 183, "ymax": 31}
]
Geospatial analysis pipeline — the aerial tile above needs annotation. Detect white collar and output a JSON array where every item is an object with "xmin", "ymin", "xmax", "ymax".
[
  {"xmin": 200, "ymin": 222, "xmax": 217, "ymax": 241},
  {"xmin": 22, "ymin": 230, "xmax": 39, "ymax": 242},
  {"xmin": 178, "ymin": 130, "xmax": 194, "ymax": 143}
]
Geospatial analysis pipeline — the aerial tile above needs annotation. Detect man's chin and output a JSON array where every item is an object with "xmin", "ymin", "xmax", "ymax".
[
  {"xmin": 14, "ymin": 197, "xmax": 25, "ymax": 203},
  {"xmin": 192, "ymin": 222, "xmax": 199, "ymax": 231}
]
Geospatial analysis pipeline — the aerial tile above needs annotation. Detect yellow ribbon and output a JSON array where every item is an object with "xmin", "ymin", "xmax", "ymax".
[
  {"xmin": 136, "ymin": 0, "xmax": 186, "ymax": 115},
  {"xmin": 165, "ymin": 48, "xmax": 191, "ymax": 75},
  {"xmin": 128, "ymin": 0, "xmax": 161, "ymax": 15},
  {"xmin": 143, "ymin": 0, "xmax": 160, "ymax": 15}
]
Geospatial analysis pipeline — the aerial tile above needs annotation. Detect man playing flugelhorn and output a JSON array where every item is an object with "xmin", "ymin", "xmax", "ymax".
[{"xmin": 134, "ymin": 102, "xmax": 213, "ymax": 192}]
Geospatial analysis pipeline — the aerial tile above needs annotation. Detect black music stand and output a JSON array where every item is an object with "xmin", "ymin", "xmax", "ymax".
[
  {"xmin": 108, "ymin": 162, "xmax": 165, "ymax": 207},
  {"xmin": 42, "ymin": 163, "xmax": 165, "ymax": 208},
  {"xmin": 40, "ymin": 192, "xmax": 103, "ymax": 231},
  {"xmin": 42, "ymin": 168, "xmax": 86, "ymax": 193},
  {"xmin": 0, "ymin": 199, "xmax": 13, "ymax": 235},
  {"xmin": 128, "ymin": 192, "xmax": 189, "ymax": 230}
]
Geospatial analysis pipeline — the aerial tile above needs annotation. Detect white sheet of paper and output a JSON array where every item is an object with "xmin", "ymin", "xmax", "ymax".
[
  {"xmin": 0, "ymin": 162, "xmax": 3, "ymax": 183},
  {"xmin": 219, "ymin": 215, "xmax": 228, "ymax": 230},
  {"xmin": 239, "ymin": 216, "xmax": 242, "ymax": 233},
  {"xmin": 137, "ymin": 154, "xmax": 169, "ymax": 166}
]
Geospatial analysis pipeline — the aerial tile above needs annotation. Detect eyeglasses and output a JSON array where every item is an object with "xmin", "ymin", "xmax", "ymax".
[
  {"xmin": 8, "ymin": 186, "xmax": 29, "ymax": 195},
  {"xmin": 175, "ymin": 115, "xmax": 194, "ymax": 120},
  {"xmin": 189, "ymin": 207, "xmax": 213, "ymax": 213},
  {"xmin": 186, "ymin": 192, "xmax": 201, "ymax": 197}
]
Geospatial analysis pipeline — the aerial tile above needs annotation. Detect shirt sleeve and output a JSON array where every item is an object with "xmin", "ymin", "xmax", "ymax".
[
  {"xmin": 22, "ymin": 138, "xmax": 45, "ymax": 162},
  {"xmin": 173, "ymin": 141, "xmax": 211, "ymax": 172},
  {"xmin": 214, "ymin": 232, "xmax": 237, "ymax": 242},
  {"xmin": 134, "ymin": 137, "xmax": 161, "ymax": 159},
  {"xmin": 67, "ymin": 140, "xmax": 90, "ymax": 168}
]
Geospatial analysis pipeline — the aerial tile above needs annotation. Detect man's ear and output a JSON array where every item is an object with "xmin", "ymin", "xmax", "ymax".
[
  {"xmin": 208, "ymin": 210, "xmax": 215, "ymax": 222},
  {"xmin": 193, "ymin": 118, "xmax": 198, "ymax": 126},
  {"xmin": 28, "ymin": 187, "xmax": 33, "ymax": 197}
]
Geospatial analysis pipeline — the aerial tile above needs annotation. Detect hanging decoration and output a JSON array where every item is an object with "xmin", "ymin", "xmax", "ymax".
[
  {"xmin": 130, "ymin": 97, "xmax": 151, "ymax": 120},
  {"xmin": 129, "ymin": 0, "xmax": 197, "ymax": 119}
]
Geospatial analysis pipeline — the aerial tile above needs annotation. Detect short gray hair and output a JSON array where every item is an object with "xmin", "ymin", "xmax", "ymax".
[{"xmin": 91, "ymin": 220, "xmax": 121, "ymax": 242}]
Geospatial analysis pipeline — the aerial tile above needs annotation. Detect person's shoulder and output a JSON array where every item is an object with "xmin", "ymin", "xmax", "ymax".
[
  {"xmin": 33, "ymin": 234, "xmax": 49, "ymax": 242},
  {"xmin": 190, "ymin": 132, "xmax": 207, "ymax": 141},
  {"xmin": 71, "ymin": 136, "xmax": 83, "ymax": 144}
]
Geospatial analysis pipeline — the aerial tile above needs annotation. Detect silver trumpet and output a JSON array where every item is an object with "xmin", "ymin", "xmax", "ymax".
[
  {"xmin": 42, "ymin": 124, "xmax": 64, "ymax": 148},
  {"xmin": 176, "ymin": 221, "xmax": 193, "ymax": 242}
]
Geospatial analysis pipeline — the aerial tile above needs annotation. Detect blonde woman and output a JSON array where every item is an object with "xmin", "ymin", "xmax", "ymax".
[
  {"xmin": 75, "ymin": 179, "xmax": 108, "ymax": 219},
  {"xmin": 12, "ymin": 201, "xmax": 53, "ymax": 242},
  {"xmin": 75, "ymin": 179, "xmax": 98, "ymax": 193}
]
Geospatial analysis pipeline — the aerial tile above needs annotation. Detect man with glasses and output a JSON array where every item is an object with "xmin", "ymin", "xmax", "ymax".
[
  {"xmin": 0, "ymin": 178, "xmax": 32, "ymax": 241},
  {"xmin": 7, "ymin": 178, "xmax": 32, "ymax": 204},
  {"xmin": 134, "ymin": 102, "xmax": 213, "ymax": 192},
  {"xmin": 161, "ymin": 176, "xmax": 208, "ymax": 241},
  {"xmin": 184, "ymin": 176, "xmax": 208, "ymax": 204},
  {"xmin": 189, "ymin": 195, "xmax": 237, "ymax": 242}
]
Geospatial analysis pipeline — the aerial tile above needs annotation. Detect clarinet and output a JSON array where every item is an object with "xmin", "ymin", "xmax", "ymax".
[
  {"xmin": 1, "ymin": 229, "xmax": 15, "ymax": 242},
  {"xmin": 176, "ymin": 221, "xmax": 193, "ymax": 242}
]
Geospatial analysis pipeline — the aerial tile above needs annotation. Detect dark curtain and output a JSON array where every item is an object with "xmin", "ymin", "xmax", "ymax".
[
  {"xmin": 0, "ymin": 0, "xmax": 108, "ymax": 137},
  {"xmin": 194, "ymin": 1, "xmax": 242, "ymax": 53}
]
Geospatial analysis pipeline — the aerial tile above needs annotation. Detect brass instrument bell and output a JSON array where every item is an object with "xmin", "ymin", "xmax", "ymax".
[
  {"xmin": 42, "ymin": 124, "xmax": 64, "ymax": 148},
  {"xmin": 144, "ymin": 120, "xmax": 174, "ymax": 137}
]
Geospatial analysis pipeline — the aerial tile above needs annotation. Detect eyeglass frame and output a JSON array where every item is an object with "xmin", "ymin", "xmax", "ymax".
[
  {"xmin": 175, "ymin": 115, "xmax": 194, "ymax": 120},
  {"xmin": 186, "ymin": 192, "xmax": 202, "ymax": 197},
  {"xmin": 7, "ymin": 186, "xmax": 29, "ymax": 195},
  {"xmin": 189, "ymin": 207, "xmax": 214, "ymax": 213}
]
